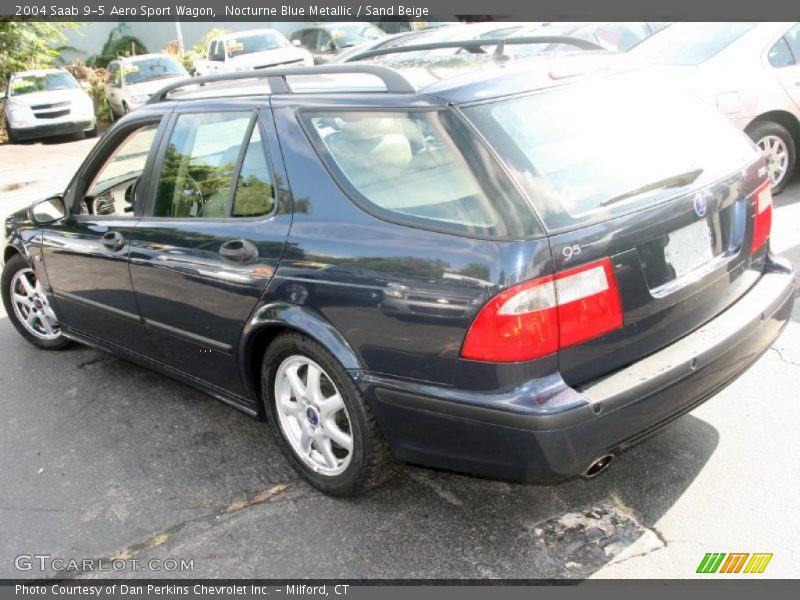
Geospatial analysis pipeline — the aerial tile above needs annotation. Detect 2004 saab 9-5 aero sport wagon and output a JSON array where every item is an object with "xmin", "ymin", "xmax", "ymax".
[{"xmin": 2, "ymin": 44, "xmax": 795, "ymax": 496}]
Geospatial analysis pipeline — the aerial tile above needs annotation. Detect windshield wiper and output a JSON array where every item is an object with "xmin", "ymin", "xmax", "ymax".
[{"xmin": 600, "ymin": 169, "xmax": 704, "ymax": 207}]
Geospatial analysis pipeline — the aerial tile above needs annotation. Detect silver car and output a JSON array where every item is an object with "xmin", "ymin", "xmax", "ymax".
[
  {"xmin": 632, "ymin": 22, "xmax": 800, "ymax": 193},
  {"xmin": 105, "ymin": 54, "xmax": 187, "ymax": 118},
  {"xmin": 2, "ymin": 69, "xmax": 96, "ymax": 143}
]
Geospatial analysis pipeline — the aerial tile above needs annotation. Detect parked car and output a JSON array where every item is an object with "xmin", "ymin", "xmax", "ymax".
[
  {"xmin": 193, "ymin": 29, "xmax": 313, "ymax": 76},
  {"xmin": 289, "ymin": 23, "xmax": 386, "ymax": 64},
  {"xmin": 511, "ymin": 22, "xmax": 668, "ymax": 53},
  {"xmin": 631, "ymin": 22, "xmax": 800, "ymax": 193},
  {"xmin": 2, "ymin": 69, "xmax": 96, "ymax": 143},
  {"xmin": 2, "ymin": 56, "xmax": 794, "ymax": 497},
  {"xmin": 335, "ymin": 22, "xmax": 553, "ymax": 64},
  {"xmin": 106, "ymin": 54, "xmax": 188, "ymax": 118}
]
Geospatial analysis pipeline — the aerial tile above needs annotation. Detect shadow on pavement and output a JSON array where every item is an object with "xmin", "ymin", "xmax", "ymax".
[{"xmin": 0, "ymin": 312, "xmax": 719, "ymax": 579}]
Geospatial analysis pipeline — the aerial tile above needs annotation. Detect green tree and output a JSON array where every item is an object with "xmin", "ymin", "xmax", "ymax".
[
  {"xmin": 0, "ymin": 21, "xmax": 79, "ymax": 84},
  {"xmin": 85, "ymin": 25, "xmax": 147, "ymax": 68}
]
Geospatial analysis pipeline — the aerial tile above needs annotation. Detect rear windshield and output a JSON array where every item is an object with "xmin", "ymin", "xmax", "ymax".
[
  {"xmin": 302, "ymin": 109, "xmax": 541, "ymax": 239},
  {"xmin": 631, "ymin": 22, "xmax": 755, "ymax": 65},
  {"xmin": 463, "ymin": 69, "xmax": 759, "ymax": 231}
]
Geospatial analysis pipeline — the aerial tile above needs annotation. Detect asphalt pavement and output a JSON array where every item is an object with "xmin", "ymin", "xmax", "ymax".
[{"xmin": 0, "ymin": 137, "xmax": 798, "ymax": 580}]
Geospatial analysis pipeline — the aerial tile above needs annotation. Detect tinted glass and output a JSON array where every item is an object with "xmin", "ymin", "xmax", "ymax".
[
  {"xmin": 768, "ymin": 37, "xmax": 795, "ymax": 68},
  {"xmin": 464, "ymin": 70, "xmax": 759, "ymax": 231},
  {"xmin": 10, "ymin": 72, "xmax": 79, "ymax": 96},
  {"xmin": 232, "ymin": 126, "xmax": 275, "ymax": 218},
  {"xmin": 304, "ymin": 110, "xmax": 540, "ymax": 239},
  {"xmin": 631, "ymin": 22, "xmax": 755, "ymax": 65},
  {"xmin": 85, "ymin": 124, "xmax": 159, "ymax": 216},
  {"xmin": 153, "ymin": 112, "xmax": 252, "ymax": 218}
]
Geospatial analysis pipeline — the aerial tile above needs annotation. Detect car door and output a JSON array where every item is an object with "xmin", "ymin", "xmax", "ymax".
[
  {"xmin": 129, "ymin": 105, "xmax": 292, "ymax": 397},
  {"xmin": 41, "ymin": 113, "xmax": 168, "ymax": 356},
  {"xmin": 771, "ymin": 23, "xmax": 800, "ymax": 110}
]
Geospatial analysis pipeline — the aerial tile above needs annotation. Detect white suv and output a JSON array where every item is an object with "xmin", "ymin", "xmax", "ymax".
[
  {"xmin": 3, "ymin": 69, "xmax": 96, "ymax": 143},
  {"xmin": 105, "ymin": 54, "xmax": 188, "ymax": 118}
]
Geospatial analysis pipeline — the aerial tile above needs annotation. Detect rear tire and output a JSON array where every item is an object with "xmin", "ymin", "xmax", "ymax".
[
  {"xmin": 262, "ymin": 332, "xmax": 401, "ymax": 496},
  {"xmin": 747, "ymin": 121, "xmax": 796, "ymax": 195},
  {"xmin": 1, "ymin": 254, "xmax": 71, "ymax": 350}
]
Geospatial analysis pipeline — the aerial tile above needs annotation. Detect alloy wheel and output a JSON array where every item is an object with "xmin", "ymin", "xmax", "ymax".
[
  {"xmin": 274, "ymin": 355, "xmax": 353, "ymax": 476},
  {"xmin": 758, "ymin": 134, "xmax": 790, "ymax": 187},
  {"xmin": 9, "ymin": 268, "xmax": 61, "ymax": 340}
]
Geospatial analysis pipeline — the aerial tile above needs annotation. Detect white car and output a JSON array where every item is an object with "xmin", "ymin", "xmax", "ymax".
[
  {"xmin": 2, "ymin": 69, "xmax": 96, "ymax": 143},
  {"xmin": 106, "ymin": 54, "xmax": 188, "ymax": 118},
  {"xmin": 631, "ymin": 22, "xmax": 800, "ymax": 193},
  {"xmin": 193, "ymin": 29, "xmax": 313, "ymax": 76}
]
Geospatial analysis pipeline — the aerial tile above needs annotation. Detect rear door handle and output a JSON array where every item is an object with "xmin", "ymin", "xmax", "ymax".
[
  {"xmin": 219, "ymin": 239, "xmax": 258, "ymax": 263},
  {"xmin": 101, "ymin": 231, "xmax": 125, "ymax": 252}
]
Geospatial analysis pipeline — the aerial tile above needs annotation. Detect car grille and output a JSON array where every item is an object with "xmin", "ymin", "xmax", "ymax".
[{"xmin": 31, "ymin": 101, "xmax": 71, "ymax": 120}]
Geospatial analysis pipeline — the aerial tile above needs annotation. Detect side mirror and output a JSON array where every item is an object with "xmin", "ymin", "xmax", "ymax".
[
  {"xmin": 292, "ymin": 39, "xmax": 302, "ymax": 47},
  {"xmin": 30, "ymin": 195, "xmax": 66, "ymax": 225}
]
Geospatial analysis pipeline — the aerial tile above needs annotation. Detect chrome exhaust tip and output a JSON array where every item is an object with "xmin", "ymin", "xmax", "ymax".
[{"xmin": 582, "ymin": 454, "xmax": 614, "ymax": 478}]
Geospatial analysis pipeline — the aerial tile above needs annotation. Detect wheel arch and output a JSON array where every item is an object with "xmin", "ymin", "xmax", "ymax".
[
  {"xmin": 238, "ymin": 303, "xmax": 364, "ymax": 416},
  {"xmin": 746, "ymin": 110, "xmax": 800, "ymax": 146}
]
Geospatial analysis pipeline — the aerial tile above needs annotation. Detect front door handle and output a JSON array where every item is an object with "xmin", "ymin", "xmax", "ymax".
[
  {"xmin": 219, "ymin": 239, "xmax": 258, "ymax": 263},
  {"xmin": 101, "ymin": 231, "xmax": 125, "ymax": 252}
]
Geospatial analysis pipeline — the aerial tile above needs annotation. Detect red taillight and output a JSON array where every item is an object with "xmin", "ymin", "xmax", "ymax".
[
  {"xmin": 751, "ymin": 181, "xmax": 772, "ymax": 253},
  {"xmin": 461, "ymin": 258, "xmax": 623, "ymax": 363}
]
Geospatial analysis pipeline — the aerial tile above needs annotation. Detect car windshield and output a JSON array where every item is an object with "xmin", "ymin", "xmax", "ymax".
[
  {"xmin": 463, "ymin": 69, "xmax": 759, "ymax": 231},
  {"xmin": 630, "ymin": 22, "xmax": 755, "ymax": 65},
  {"xmin": 226, "ymin": 32, "xmax": 290, "ymax": 56},
  {"xmin": 328, "ymin": 24, "xmax": 384, "ymax": 48},
  {"xmin": 9, "ymin": 72, "xmax": 78, "ymax": 96},
  {"xmin": 123, "ymin": 57, "xmax": 185, "ymax": 84}
]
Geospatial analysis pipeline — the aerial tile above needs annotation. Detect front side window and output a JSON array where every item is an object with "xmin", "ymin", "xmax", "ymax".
[
  {"xmin": 83, "ymin": 123, "xmax": 159, "ymax": 216},
  {"xmin": 153, "ymin": 112, "xmax": 275, "ymax": 219},
  {"xmin": 632, "ymin": 22, "xmax": 755, "ymax": 65},
  {"xmin": 303, "ymin": 110, "xmax": 540, "ymax": 239}
]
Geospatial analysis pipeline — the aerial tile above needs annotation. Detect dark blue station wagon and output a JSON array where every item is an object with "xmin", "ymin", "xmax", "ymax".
[{"xmin": 2, "ymin": 54, "xmax": 795, "ymax": 496}]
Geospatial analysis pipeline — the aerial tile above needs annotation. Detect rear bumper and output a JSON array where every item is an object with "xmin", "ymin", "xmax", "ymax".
[{"xmin": 360, "ymin": 259, "xmax": 796, "ymax": 482}]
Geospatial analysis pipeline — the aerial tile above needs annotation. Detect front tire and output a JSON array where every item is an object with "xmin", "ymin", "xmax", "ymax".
[
  {"xmin": 747, "ymin": 121, "xmax": 796, "ymax": 195},
  {"xmin": 263, "ymin": 332, "xmax": 401, "ymax": 496},
  {"xmin": 4, "ymin": 119, "xmax": 18, "ymax": 144},
  {"xmin": 1, "ymin": 254, "xmax": 71, "ymax": 350}
]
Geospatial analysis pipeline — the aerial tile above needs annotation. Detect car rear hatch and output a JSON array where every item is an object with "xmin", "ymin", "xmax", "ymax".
[{"xmin": 462, "ymin": 67, "xmax": 770, "ymax": 385}]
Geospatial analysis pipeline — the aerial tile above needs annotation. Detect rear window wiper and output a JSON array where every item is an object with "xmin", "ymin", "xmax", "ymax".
[{"xmin": 600, "ymin": 169, "xmax": 704, "ymax": 207}]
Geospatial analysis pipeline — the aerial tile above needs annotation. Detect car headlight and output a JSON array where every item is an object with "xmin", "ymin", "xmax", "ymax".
[
  {"xmin": 5, "ymin": 99, "xmax": 34, "ymax": 125},
  {"xmin": 75, "ymin": 97, "xmax": 95, "ymax": 117}
]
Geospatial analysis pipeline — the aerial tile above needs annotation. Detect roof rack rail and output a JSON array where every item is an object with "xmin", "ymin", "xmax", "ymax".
[
  {"xmin": 345, "ymin": 36, "xmax": 605, "ymax": 62},
  {"xmin": 147, "ymin": 64, "xmax": 416, "ymax": 104}
]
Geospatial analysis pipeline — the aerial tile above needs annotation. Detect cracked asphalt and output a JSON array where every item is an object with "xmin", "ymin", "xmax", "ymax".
[{"xmin": 1, "ymin": 138, "xmax": 799, "ymax": 580}]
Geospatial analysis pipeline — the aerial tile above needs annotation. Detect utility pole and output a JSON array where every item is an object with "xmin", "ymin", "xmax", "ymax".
[{"xmin": 174, "ymin": 21, "xmax": 185, "ymax": 55}]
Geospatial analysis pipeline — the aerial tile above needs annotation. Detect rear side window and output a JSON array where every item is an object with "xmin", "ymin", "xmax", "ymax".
[
  {"xmin": 303, "ymin": 110, "xmax": 541, "ymax": 239},
  {"xmin": 768, "ymin": 37, "xmax": 795, "ymax": 68}
]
